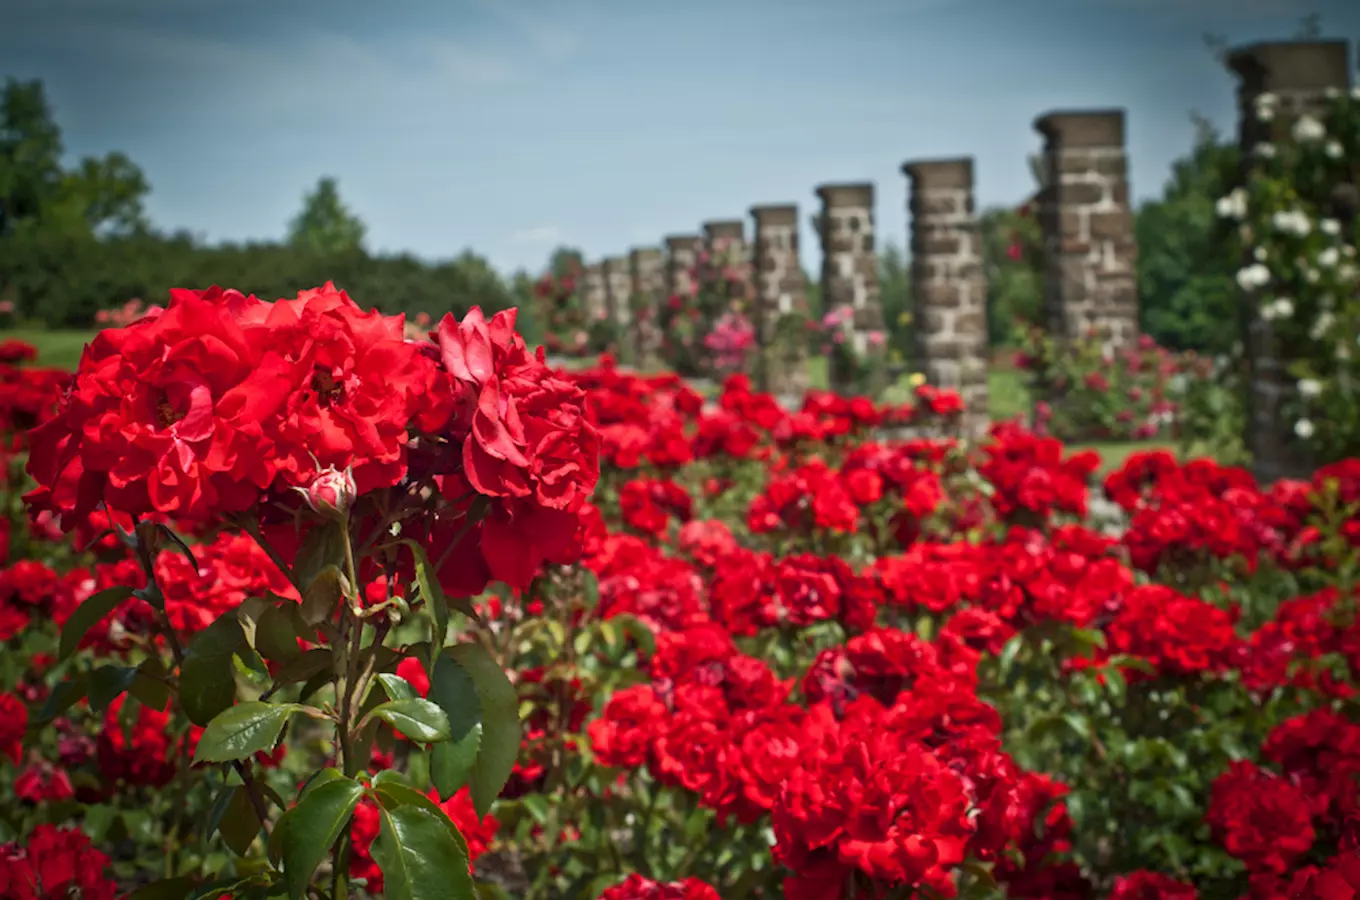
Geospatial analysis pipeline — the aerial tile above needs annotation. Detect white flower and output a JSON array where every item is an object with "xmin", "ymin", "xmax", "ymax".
[
  {"xmin": 1236, "ymin": 263, "xmax": 1271, "ymax": 291},
  {"xmin": 1326, "ymin": 140, "xmax": 1345, "ymax": 159},
  {"xmin": 1272, "ymin": 209, "xmax": 1312, "ymax": 236},
  {"xmin": 1216, "ymin": 188, "xmax": 1249, "ymax": 220},
  {"xmin": 1295, "ymin": 418, "xmax": 1315, "ymax": 439},
  {"xmin": 1341, "ymin": 343, "xmax": 1353, "ymax": 361},
  {"xmin": 1292, "ymin": 115, "xmax": 1326, "ymax": 142},
  {"xmin": 1311, "ymin": 311, "xmax": 1336, "ymax": 339},
  {"xmin": 1170, "ymin": 374, "xmax": 1188, "ymax": 393},
  {"xmin": 1321, "ymin": 218, "xmax": 1342, "ymax": 236},
  {"xmin": 1254, "ymin": 246, "xmax": 1269, "ymax": 262},
  {"xmin": 1341, "ymin": 263, "xmax": 1359, "ymax": 282},
  {"xmin": 1255, "ymin": 93, "xmax": 1277, "ymax": 121},
  {"xmin": 1256, "ymin": 143, "xmax": 1278, "ymax": 159},
  {"xmin": 1298, "ymin": 378, "xmax": 1322, "ymax": 398},
  {"xmin": 1266, "ymin": 297, "xmax": 1294, "ymax": 320},
  {"xmin": 1319, "ymin": 246, "xmax": 1341, "ymax": 268},
  {"xmin": 1352, "ymin": 86, "xmax": 1360, "ymax": 101},
  {"xmin": 1305, "ymin": 267, "xmax": 1321, "ymax": 284}
]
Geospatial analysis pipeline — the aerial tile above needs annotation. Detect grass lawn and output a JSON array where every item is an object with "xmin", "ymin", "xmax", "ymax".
[{"xmin": 8, "ymin": 328, "xmax": 95, "ymax": 371}]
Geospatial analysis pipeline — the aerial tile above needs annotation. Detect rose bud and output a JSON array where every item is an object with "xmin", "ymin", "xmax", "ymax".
[{"xmin": 298, "ymin": 466, "xmax": 357, "ymax": 520}]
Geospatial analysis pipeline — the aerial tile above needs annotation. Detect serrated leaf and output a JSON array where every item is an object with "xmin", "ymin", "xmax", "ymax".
[
  {"xmin": 36, "ymin": 675, "xmax": 88, "ymax": 723},
  {"xmin": 218, "ymin": 786, "xmax": 262, "ymax": 857},
  {"xmin": 427, "ymin": 654, "xmax": 482, "ymax": 800},
  {"xmin": 59, "ymin": 586, "xmax": 134, "ymax": 661},
  {"xmin": 281, "ymin": 777, "xmax": 364, "ymax": 899},
  {"xmin": 377, "ymin": 673, "xmax": 417, "ymax": 702},
  {"xmin": 370, "ymin": 801, "xmax": 475, "ymax": 900},
  {"xmin": 194, "ymin": 702, "xmax": 300, "ymax": 764},
  {"xmin": 255, "ymin": 603, "xmax": 306, "ymax": 663},
  {"xmin": 447, "ymin": 643, "xmax": 519, "ymax": 817},
  {"xmin": 181, "ymin": 613, "xmax": 249, "ymax": 726},
  {"xmin": 371, "ymin": 699, "xmax": 451, "ymax": 743},
  {"xmin": 87, "ymin": 665, "xmax": 138, "ymax": 712}
]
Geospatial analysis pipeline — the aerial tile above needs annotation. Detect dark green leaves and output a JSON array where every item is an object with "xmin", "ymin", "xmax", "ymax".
[
  {"xmin": 427, "ymin": 654, "xmax": 481, "ymax": 800},
  {"xmin": 446, "ymin": 643, "xmax": 519, "ymax": 817},
  {"xmin": 194, "ymin": 701, "xmax": 300, "ymax": 763},
  {"xmin": 369, "ymin": 803, "xmax": 474, "ymax": 900},
  {"xmin": 370, "ymin": 699, "xmax": 451, "ymax": 743},
  {"xmin": 280, "ymin": 777, "xmax": 364, "ymax": 899},
  {"xmin": 180, "ymin": 613, "xmax": 249, "ymax": 726},
  {"xmin": 58, "ymin": 585, "xmax": 134, "ymax": 661}
]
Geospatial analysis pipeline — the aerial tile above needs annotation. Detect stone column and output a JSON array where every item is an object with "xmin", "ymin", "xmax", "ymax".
[
  {"xmin": 582, "ymin": 263, "xmax": 608, "ymax": 326},
  {"xmin": 1033, "ymin": 110, "xmax": 1138, "ymax": 351},
  {"xmin": 629, "ymin": 247, "xmax": 665, "ymax": 369},
  {"xmin": 701, "ymin": 219, "xmax": 753, "ymax": 301},
  {"xmin": 1228, "ymin": 41, "xmax": 1352, "ymax": 483},
  {"xmin": 602, "ymin": 255, "xmax": 634, "ymax": 364},
  {"xmin": 664, "ymin": 234, "xmax": 702, "ymax": 301},
  {"xmin": 902, "ymin": 158, "xmax": 990, "ymax": 439},
  {"xmin": 751, "ymin": 203, "xmax": 809, "ymax": 397},
  {"xmin": 815, "ymin": 183, "xmax": 885, "ymax": 394}
]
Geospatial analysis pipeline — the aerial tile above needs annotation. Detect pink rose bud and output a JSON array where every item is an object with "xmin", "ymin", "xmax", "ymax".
[{"xmin": 300, "ymin": 466, "xmax": 356, "ymax": 519}]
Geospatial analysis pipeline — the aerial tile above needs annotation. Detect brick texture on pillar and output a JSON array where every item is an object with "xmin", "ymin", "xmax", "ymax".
[
  {"xmin": 1033, "ymin": 109, "xmax": 1138, "ymax": 351},
  {"xmin": 902, "ymin": 158, "xmax": 990, "ymax": 439},
  {"xmin": 602, "ymin": 255, "xmax": 633, "ymax": 362},
  {"xmin": 629, "ymin": 247, "xmax": 665, "ymax": 369},
  {"xmin": 750, "ymin": 204, "xmax": 809, "ymax": 397},
  {"xmin": 582, "ymin": 263, "xmax": 608, "ymax": 328},
  {"xmin": 664, "ymin": 234, "xmax": 702, "ymax": 301},
  {"xmin": 815, "ymin": 183, "xmax": 884, "ymax": 392},
  {"xmin": 1228, "ymin": 41, "xmax": 1352, "ymax": 483}
]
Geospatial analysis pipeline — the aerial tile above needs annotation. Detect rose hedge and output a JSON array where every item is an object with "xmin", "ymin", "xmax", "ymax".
[{"xmin": 1, "ymin": 287, "xmax": 1359, "ymax": 900}]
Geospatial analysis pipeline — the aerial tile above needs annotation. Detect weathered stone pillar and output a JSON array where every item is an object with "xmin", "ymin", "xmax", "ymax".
[
  {"xmin": 751, "ymin": 204, "xmax": 809, "ymax": 397},
  {"xmin": 664, "ymin": 234, "xmax": 702, "ymax": 302},
  {"xmin": 815, "ymin": 183, "xmax": 885, "ymax": 394},
  {"xmin": 582, "ymin": 263, "xmax": 608, "ymax": 326},
  {"xmin": 902, "ymin": 158, "xmax": 990, "ymax": 439},
  {"xmin": 701, "ymin": 220, "xmax": 752, "ymax": 300},
  {"xmin": 1033, "ymin": 110, "xmax": 1138, "ymax": 351},
  {"xmin": 629, "ymin": 247, "xmax": 665, "ymax": 370},
  {"xmin": 602, "ymin": 255, "xmax": 633, "ymax": 364},
  {"xmin": 1228, "ymin": 41, "xmax": 1352, "ymax": 483}
]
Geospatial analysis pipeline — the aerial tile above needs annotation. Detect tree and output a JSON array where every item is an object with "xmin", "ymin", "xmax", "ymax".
[
  {"xmin": 546, "ymin": 246, "xmax": 584, "ymax": 279},
  {"xmin": 1134, "ymin": 115, "xmax": 1241, "ymax": 354},
  {"xmin": 287, "ymin": 176, "xmax": 367, "ymax": 256},
  {"xmin": 878, "ymin": 241, "xmax": 912, "ymax": 362},
  {"xmin": 0, "ymin": 79, "xmax": 66, "ymax": 236},
  {"xmin": 980, "ymin": 206, "xmax": 1044, "ymax": 346}
]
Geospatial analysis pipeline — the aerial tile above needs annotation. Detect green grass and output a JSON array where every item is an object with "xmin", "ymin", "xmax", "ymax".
[{"xmin": 8, "ymin": 328, "xmax": 95, "ymax": 370}]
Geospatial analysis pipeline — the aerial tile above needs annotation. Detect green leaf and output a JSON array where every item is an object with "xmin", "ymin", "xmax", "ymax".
[
  {"xmin": 181, "ymin": 613, "xmax": 249, "ymax": 726},
  {"xmin": 36, "ymin": 675, "xmax": 88, "ymax": 723},
  {"xmin": 255, "ymin": 603, "xmax": 306, "ymax": 663},
  {"xmin": 447, "ymin": 643, "xmax": 519, "ymax": 817},
  {"xmin": 218, "ymin": 787, "xmax": 262, "ymax": 857},
  {"xmin": 300, "ymin": 565, "xmax": 345, "ymax": 627},
  {"xmin": 371, "ymin": 699, "xmax": 451, "ymax": 743},
  {"xmin": 293, "ymin": 520, "xmax": 348, "ymax": 594},
  {"xmin": 426, "ymin": 654, "xmax": 482, "ymax": 800},
  {"xmin": 123, "ymin": 877, "xmax": 199, "ymax": 900},
  {"xmin": 88, "ymin": 664, "xmax": 137, "ymax": 712},
  {"xmin": 377, "ymin": 673, "xmax": 417, "ymax": 702},
  {"xmin": 59, "ymin": 586, "xmax": 134, "ymax": 661},
  {"xmin": 370, "ymin": 779, "xmax": 475, "ymax": 883},
  {"xmin": 281, "ymin": 777, "xmax": 365, "ymax": 899},
  {"xmin": 271, "ymin": 648, "xmax": 332, "ymax": 688},
  {"xmin": 403, "ymin": 539, "xmax": 481, "ymax": 634},
  {"xmin": 195, "ymin": 702, "xmax": 300, "ymax": 764},
  {"xmin": 129, "ymin": 657, "xmax": 173, "ymax": 711},
  {"xmin": 369, "ymin": 802, "xmax": 475, "ymax": 900}
]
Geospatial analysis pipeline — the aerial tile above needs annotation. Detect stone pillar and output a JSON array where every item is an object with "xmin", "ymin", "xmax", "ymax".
[
  {"xmin": 602, "ymin": 255, "xmax": 633, "ymax": 364},
  {"xmin": 902, "ymin": 158, "xmax": 990, "ymax": 439},
  {"xmin": 1228, "ymin": 41, "xmax": 1352, "ymax": 483},
  {"xmin": 701, "ymin": 219, "xmax": 753, "ymax": 301},
  {"xmin": 664, "ymin": 234, "xmax": 702, "ymax": 301},
  {"xmin": 582, "ymin": 263, "xmax": 608, "ymax": 326},
  {"xmin": 629, "ymin": 247, "xmax": 665, "ymax": 369},
  {"xmin": 751, "ymin": 204, "xmax": 809, "ymax": 397},
  {"xmin": 1033, "ymin": 110, "xmax": 1138, "ymax": 351},
  {"xmin": 815, "ymin": 183, "xmax": 884, "ymax": 394}
]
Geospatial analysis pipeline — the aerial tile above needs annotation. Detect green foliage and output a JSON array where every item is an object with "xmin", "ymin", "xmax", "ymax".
[
  {"xmin": 878, "ymin": 241, "xmax": 912, "ymax": 363},
  {"xmin": 1135, "ymin": 117, "xmax": 1242, "ymax": 355},
  {"xmin": 980, "ymin": 205, "xmax": 1043, "ymax": 346},
  {"xmin": 287, "ymin": 177, "xmax": 367, "ymax": 256}
]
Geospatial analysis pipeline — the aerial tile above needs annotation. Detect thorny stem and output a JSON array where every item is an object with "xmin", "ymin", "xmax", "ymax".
[{"xmin": 332, "ymin": 526, "xmax": 366, "ymax": 900}]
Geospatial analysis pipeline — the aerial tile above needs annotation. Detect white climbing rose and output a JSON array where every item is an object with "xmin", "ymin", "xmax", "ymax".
[
  {"xmin": 1254, "ymin": 246, "xmax": 1269, "ymax": 262},
  {"xmin": 1298, "ymin": 378, "xmax": 1322, "ymax": 399},
  {"xmin": 1272, "ymin": 209, "xmax": 1311, "ymax": 236},
  {"xmin": 1312, "ymin": 312, "xmax": 1336, "ymax": 340},
  {"xmin": 1256, "ymin": 143, "xmax": 1277, "ymax": 159},
  {"xmin": 1255, "ymin": 93, "xmax": 1277, "ymax": 120},
  {"xmin": 1295, "ymin": 418, "xmax": 1315, "ymax": 440},
  {"xmin": 1270, "ymin": 297, "xmax": 1295, "ymax": 320},
  {"xmin": 1236, "ymin": 263, "xmax": 1271, "ymax": 291},
  {"xmin": 1319, "ymin": 247, "xmax": 1341, "ymax": 268},
  {"xmin": 1216, "ymin": 188, "xmax": 1248, "ymax": 220},
  {"xmin": 1327, "ymin": 140, "xmax": 1345, "ymax": 159},
  {"xmin": 1321, "ymin": 219, "xmax": 1342, "ymax": 237},
  {"xmin": 1292, "ymin": 115, "xmax": 1326, "ymax": 142}
]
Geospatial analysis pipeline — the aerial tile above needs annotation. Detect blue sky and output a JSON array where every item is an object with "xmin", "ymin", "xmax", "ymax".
[{"xmin": 5, "ymin": 0, "xmax": 1359, "ymax": 276}]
